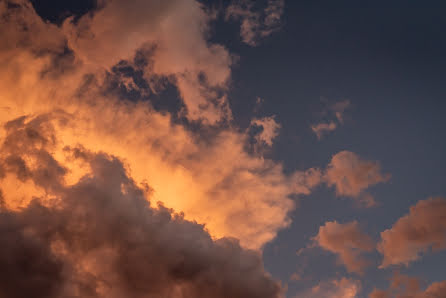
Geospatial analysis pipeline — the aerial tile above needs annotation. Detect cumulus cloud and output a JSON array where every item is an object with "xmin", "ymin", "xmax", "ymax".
[
  {"xmin": 0, "ymin": 0, "xmax": 322, "ymax": 252},
  {"xmin": 378, "ymin": 197, "xmax": 446, "ymax": 267},
  {"xmin": 226, "ymin": 0, "xmax": 284, "ymax": 46},
  {"xmin": 325, "ymin": 151, "xmax": 390, "ymax": 207},
  {"xmin": 0, "ymin": 115, "xmax": 283, "ymax": 298},
  {"xmin": 297, "ymin": 278, "xmax": 361, "ymax": 298},
  {"xmin": 313, "ymin": 221, "xmax": 374, "ymax": 274},
  {"xmin": 311, "ymin": 100, "xmax": 350, "ymax": 139},
  {"xmin": 62, "ymin": 0, "xmax": 234, "ymax": 124}
]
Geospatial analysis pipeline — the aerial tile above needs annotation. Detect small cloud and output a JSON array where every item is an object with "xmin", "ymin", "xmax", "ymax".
[
  {"xmin": 324, "ymin": 151, "xmax": 390, "ymax": 207},
  {"xmin": 311, "ymin": 100, "xmax": 350, "ymax": 139},
  {"xmin": 312, "ymin": 220, "xmax": 374, "ymax": 274},
  {"xmin": 311, "ymin": 121, "xmax": 337, "ymax": 140},
  {"xmin": 378, "ymin": 197, "xmax": 446, "ymax": 268},
  {"xmin": 250, "ymin": 115, "xmax": 281, "ymax": 146},
  {"xmin": 289, "ymin": 273, "xmax": 301, "ymax": 282},
  {"xmin": 332, "ymin": 100, "xmax": 350, "ymax": 124}
]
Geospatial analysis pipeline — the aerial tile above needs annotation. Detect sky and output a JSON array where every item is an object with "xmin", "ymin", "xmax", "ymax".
[{"xmin": 0, "ymin": 0, "xmax": 446, "ymax": 297}]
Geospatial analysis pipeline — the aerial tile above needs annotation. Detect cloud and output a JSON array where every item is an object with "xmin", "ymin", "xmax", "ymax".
[
  {"xmin": 0, "ymin": 0, "xmax": 323, "ymax": 252},
  {"xmin": 378, "ymin": 197, "xmax": 446, "ymax": 267},
  {"xmin": 369, "ymin": 273, "xmax": 446, "ymax": 298},
  {"xmin": 313, "ymin": 221, "xmax": 374, "ymax": 274},
  {"xmin": 325, "ymin": 151, "xmax": 390, "ymax": 207},
  {"xmin": 289, "ymin": 273, "xmax": 301, "ymax": 282},
  {"xmin": 311, "ymin": 100, "xmax": 350, "ymax": 139},
  {"xmin": 250, "ymin": 116, "xmax": 281, "ymax": 146},
  {"xmin": 226, "ymin": 0, "xmax": 284, "ymax": 46},
  {"xmin": 0, "ymin": 116, "xmax": 283, "ymax": 298},
  {"xmin": 368, "ymin": 289, "xmax": 391, "ymax": 298},
  {"xmin": 332, "ymin": 100, "xmax": 350, "ymax": 124},
  {"xmin": 297, "ymin": 278, "xmax": 361, "ymax": 298},
  {"xmin": 311, "ymin": 122, "xmax": 337, "ymax": 140},
  {"xmin": 422, "ymin": 281, "xmax": 446, "ymax": 297},
  {"xmin": 62, "ymin": 0, "xmax": 234, "ymax": 124}
]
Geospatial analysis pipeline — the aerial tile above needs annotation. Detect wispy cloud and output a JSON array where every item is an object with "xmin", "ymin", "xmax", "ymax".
[
  {"xmin": 311, "ymin": 100, "xmax": 350, "ymax": 139},
  {"xmin": 226, "ymin": 0, "xmax": 285, "ymax": 46},
  {"xmin": 296, "ymin": 278, "xmax": 361, "ymax": 298},
  {"xmin": 250, "ymin": 115, "xmax": 281, "ymax": 146}
]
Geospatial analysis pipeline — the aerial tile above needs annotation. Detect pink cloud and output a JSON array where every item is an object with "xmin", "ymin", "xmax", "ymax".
[
  {"xmin": 250, "ymin": 116, "xmax": 281, "ymax": 146},
  {"xmin": 313, "ymin": 220, "xmax": 374, "ymax": 274},
  {"xmin": 298, "ymin": 278, "xmax": 361, "ymax": 298},
  {"xmin": 369, "ymin": 273, "xmax": 446, "ymax": 298},
  {"xmin": 325, "ymin": 151, "xmax": 390, "ymax": 207},
  {"xmin": 378, "ymin": 197, "xmax": 446, "ymax": 267}
]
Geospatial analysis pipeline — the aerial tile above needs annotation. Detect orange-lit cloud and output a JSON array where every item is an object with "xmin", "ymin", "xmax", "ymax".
[
  {"xmin": 378, "ymin": 197, "xmax": 446, "ymax": 267},
  {"xmin": 0, "ymin": 0, "xmax": 324, "ymax": 253},
  {"xmin": 313, "ymin": 220, "xmax": 374, "ymax": 274},
  {"xmin": 369, "ymin": 272, "xmax": 446, "ymax": 298},
  {"xmin": 297, "ymin": 277, "xmax": 361, "ymax": 298},
  {"xmin": 250, "ymin": 115, "xmax": 281, "ymax": 146},
  {"xmin": 0, "ymin": 1, "xmax": 410, "ymax": 296},
  {"xmin": 325, "ymin": 151, "xmax": 390, "ymax": 207},
  {"xmin": 63, "ymin": 0, "xmax": 233, "ymax": 124},
  {"xmin": 0, "ymin": 118, "xmax": 283, "ymax": 297}
]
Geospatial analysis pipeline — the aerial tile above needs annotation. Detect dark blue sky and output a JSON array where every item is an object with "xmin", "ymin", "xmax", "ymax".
[{"xmin": 30, "ymin": 1, "xmax": 446, "ymax": 297}]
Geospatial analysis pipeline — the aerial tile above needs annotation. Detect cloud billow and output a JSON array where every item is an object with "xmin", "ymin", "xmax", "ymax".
[{"xmin": 0, "ymin": 115, "xmax": 283, "ymax": 298}]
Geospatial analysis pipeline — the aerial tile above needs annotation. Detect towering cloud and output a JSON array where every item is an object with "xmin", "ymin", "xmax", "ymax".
[
  {"xmin": 378, "ymin": 197, "xmax": 446, "ymax": 267},
  {"xmin": 313, "ymin": 221, "xmax": 374, "ymax": 274},
  {"xmin": 0, "ymin": 0, "xmax": 323, "ymax": 251},
  {"xmin": 0, "ymin": 115, "xmax": 283, "ymax": 298},
  {"xmin": 325, "ymin": 151, "xmax": 390, "ymax": 207}
]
